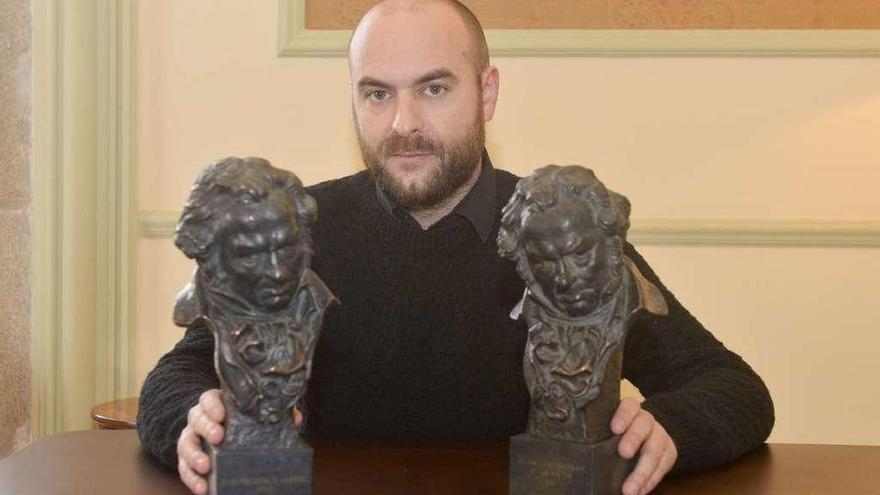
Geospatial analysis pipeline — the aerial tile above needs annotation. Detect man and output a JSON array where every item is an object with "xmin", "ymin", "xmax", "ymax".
[{"xmin": 137, "ymin": 2, "xmax": 774, "ymax": 495}]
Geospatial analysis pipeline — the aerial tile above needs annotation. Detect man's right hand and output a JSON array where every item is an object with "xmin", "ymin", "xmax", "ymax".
[{"xmin": 177, "ymin": 389, "xmax": 225, "ymax": 495}]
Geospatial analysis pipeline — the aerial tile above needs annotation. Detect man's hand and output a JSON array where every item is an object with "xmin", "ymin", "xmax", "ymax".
[
  {"xmin": 611, "ymin": 397, "xmax": 677, "ymax": 495},
  {"xmin": 176, "ymin": 389, "xmax": 304, "ymax": 494},
  {"xmin": 177, "ymin": 389, "xmax": 225, "ymax": 495}
]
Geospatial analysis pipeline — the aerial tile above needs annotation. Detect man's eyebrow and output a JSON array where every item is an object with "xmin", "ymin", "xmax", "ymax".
[
  {"xmin": 356, "ymin": 76, "xmax": 391, "ymax": 90},
  {"xmin": 415, "ymin": 68, "xmax": 457, "ymax": 85},
  {"xmin": 356, "ymin": 69, "xmax": 458, "ymax": 91}
]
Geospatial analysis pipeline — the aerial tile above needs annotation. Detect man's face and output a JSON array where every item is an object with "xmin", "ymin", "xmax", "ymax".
[
  {"xmin": 521, "ymin": 197, "xmax": 618, "ymax": 317},
  {"xmin": 218, "ymin": 194, "xmax": 306, "ymax": 312},
  {"xmin": 348, "ymin": 3, "xmax": 497, "ymax": 209}
]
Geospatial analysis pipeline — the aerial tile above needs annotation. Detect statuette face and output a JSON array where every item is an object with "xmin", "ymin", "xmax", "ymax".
[
  {"xmin": 520, "ymin": 196, "xmax": 621, "ymax": 318},
  {"xmin": 218, "ymin": 196, "xmax": 306, "ymax": 312}
]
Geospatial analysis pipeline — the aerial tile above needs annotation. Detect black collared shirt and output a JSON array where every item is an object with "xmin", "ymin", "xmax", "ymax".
[{"xmin": 374, "ymin": 148, "xmax": 497, "ymax": 242}]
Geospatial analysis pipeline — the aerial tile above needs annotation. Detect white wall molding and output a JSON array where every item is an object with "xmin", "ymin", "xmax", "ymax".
[
  {"xmin": 628, "ymin": 218, "xmax": 880, "ymax": 248},
  {"xmin": 32, "ymin": 0, "xmax": 137, "ymax": 439},
  {"xmin": 140, "ymin": 211, "xmax": 880, "ymax": 248},
  {"xmin": 95, "ymin": 0, "xmax": 138, "ymax": 406},
  {"xmin": 139, "ymin": 210, "xmax": 180, "ymax": 240},
  {"xmin": 278, "ymin": 0, "xmax": 880, "ymax": 57},
  {"xmin": 32, "ymin": 0, "xmax": 63, "ymax": 439}
]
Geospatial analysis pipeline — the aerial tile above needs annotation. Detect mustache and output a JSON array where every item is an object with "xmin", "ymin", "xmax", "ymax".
[{"xmin": 381, "ymin": 133, "xmax": 440, "ymax": 156}]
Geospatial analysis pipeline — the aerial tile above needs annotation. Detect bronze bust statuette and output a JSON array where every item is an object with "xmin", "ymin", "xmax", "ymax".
[
  {"xmin": 174, "ymin": 157, "xmax": 337, "ymax": 495},
  {"xmin": 499, "ymin": 165, "xmax": 667, "ymax": 495}
]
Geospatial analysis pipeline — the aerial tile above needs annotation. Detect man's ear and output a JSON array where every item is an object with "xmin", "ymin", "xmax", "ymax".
[{"xmin": 480, "ymin": 65, "xmax": 500, "ymax": 122}]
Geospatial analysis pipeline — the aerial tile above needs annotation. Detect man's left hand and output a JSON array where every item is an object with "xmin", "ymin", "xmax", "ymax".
[{"xmin": 611, "ymin": 397, "xmax": 678, "ymax": 495}]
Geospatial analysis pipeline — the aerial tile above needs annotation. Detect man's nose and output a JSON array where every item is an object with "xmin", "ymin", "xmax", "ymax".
[{"xmin": 391, "ymin": 95, "xmax": 422, "ymax": 137}]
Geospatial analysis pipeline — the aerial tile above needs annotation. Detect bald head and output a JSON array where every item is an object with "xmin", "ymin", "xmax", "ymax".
[{"xmin": 349, "ymin": 0, "xmax": 489, "ymax": 75}]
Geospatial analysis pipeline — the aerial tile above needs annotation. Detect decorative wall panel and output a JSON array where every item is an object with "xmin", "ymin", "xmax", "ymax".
[
  {"xmin": 307, "ymin": 0, "xmax": 880, "ymax": 30},
  {"xmin": 280, "ymin": 0, "xmax": 880, "ymax": 55}
]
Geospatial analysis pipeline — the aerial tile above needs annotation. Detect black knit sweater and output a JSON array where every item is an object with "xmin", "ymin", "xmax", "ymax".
[{"xmin": 137, "ymin": 169, "xmax": 774, "ymax": 474}]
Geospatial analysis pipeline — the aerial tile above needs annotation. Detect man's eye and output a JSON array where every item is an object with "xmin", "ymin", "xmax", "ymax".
[
  {"xmin": 425, "ymin": 85, "xmax": 445, "ymax": 96},
  {"xmin": 368, "ymin": 89, "xmax": 389, "ymax": 101}
]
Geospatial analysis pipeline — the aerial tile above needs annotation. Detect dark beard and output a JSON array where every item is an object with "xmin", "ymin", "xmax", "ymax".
[{"xmin": 357, "ymin": 114, "xmax": 485, "ymax": 210}]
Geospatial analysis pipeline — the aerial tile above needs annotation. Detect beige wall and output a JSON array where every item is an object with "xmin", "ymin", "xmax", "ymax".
[
  {"xmin": 0, "ymin": 0, "xmax": 32, "ymax": 457},
  {"xmin": 136, "ymin": 1, "xmax": 880, "ymax": 445}
]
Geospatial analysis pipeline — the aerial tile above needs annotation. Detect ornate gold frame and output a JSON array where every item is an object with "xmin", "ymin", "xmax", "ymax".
[{"xmin": 279, "ymin": 0, "xmax": 880, "ymax": 57}]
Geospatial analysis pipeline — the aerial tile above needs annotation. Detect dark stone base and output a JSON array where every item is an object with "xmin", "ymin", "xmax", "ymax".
[
  {"xmin": 206, "ymin": 436, "xmax": 313, "ymax": 495},
  {"xmin": 509, "ymin": 434, "xmax": 636, "ymax": 495}
]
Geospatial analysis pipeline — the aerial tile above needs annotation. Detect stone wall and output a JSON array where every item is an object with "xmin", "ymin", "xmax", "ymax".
[{"xmin": 0, "ymin": 0, "xmax": 32, "ymax": 457}]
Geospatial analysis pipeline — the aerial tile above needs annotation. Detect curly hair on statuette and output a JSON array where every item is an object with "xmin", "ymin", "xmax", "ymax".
[
  {"xmin": 174, "ymin": 156, "xmax": 317, "ymax": 262},
  {"xmin": 497, "ymin": 165, "xmax": 631, "ymax": 285}
]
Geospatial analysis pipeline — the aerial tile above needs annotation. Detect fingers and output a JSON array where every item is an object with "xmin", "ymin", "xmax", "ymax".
[
  {"xmin": 618, "ymin": 409, "xmax": 654, "ymax": 459},
  {"xmin": 179, "ymin": 456, "xmax": 208, "ymax": 495},
  {"xmin": 192, "ymin": 393, "xmax": 224, "ymax": 446},
  {"xmin": 177, "ymin": 426, "xmax": 209, "ymax": 494},
  {"xmin": 178, "ymin": 390, "xmax": 225, "ymax": 494},
  {"xmin": 611, "ymin": 399, "xmax": 677, "ymax": 495},
  {"xmin": 621, "ymin": 422, "xmax": 667, "ymax": 495},
  {"xmin": 639, "ymin": 442, "xmax": 677, "ymax": 495},
  {"xmin": 178, "ymin": 423, "xmax": 211, "ymax": 474},
  {"xmin": 611, "ymin": 397, "xmax": 641, "ymax": 435},
  {"xmin": 199, "ymin": 389, "xmax": 225, "ymax": 424},
  {"xmin": 293, "ymin": 408, "xmax": 303, "ymax": 427}
]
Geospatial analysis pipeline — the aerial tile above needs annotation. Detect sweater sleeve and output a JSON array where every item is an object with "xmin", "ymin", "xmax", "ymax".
[
  {"xmin": 136, "ymin": 323, "xmax": 219, "ymax": 469},
  {"xmin": 622, "ymin": 243, "xmax": 774, "ymax": 474}
]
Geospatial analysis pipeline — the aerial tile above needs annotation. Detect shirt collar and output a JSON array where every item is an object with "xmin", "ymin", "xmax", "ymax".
[{"xmin": 374, "ymin": 148, "xmax": 497, "ymax": 243}]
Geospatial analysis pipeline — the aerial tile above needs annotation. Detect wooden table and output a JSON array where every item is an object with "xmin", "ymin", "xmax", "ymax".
[
  {"xmin": 90, "ymin": 397, "xmax": 139, "ymax": 429},
  {"xmin": 1, "ymin": 430, "xmax": 877, "ymax": 494}
]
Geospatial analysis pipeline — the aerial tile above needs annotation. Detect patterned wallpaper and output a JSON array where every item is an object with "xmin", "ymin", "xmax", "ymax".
[{"xmin": 306, "ymin": 0, "xmax": 880, "ymax": 30}]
